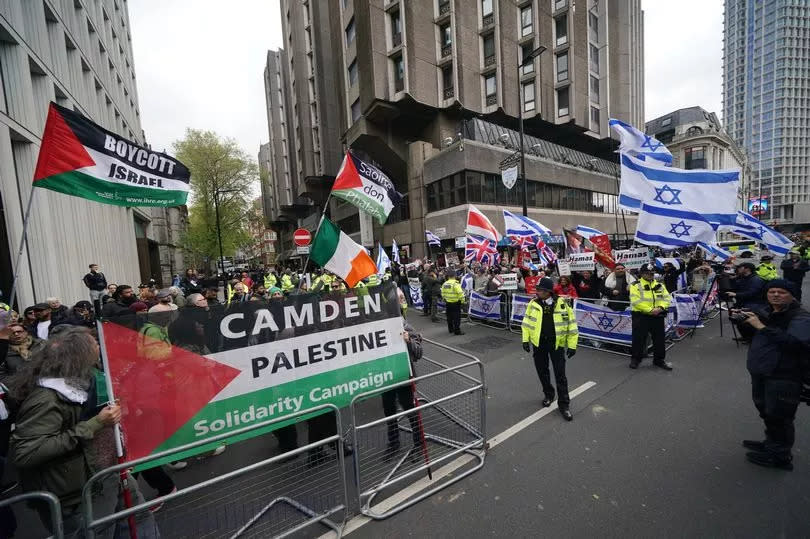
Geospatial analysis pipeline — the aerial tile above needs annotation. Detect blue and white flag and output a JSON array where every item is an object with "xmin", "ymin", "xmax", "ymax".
[
  {"xmin": 673, "ymin": 294, "xmax": 704, "ymax": 329},
  {"xmin": 609, "ymin": 118, "xmax": 673, "ymax": 165},
  {"xmin": 426, "ymin": 230, "xmax": 441, "ymax": 246},
  {"xmin": 460, "ymin": 273, "xmax": 474, "ymax": 295},
  {"xmin": 375, "ymin": 242, "xmax": 391, "ymax": 275},
  {"xmin": 634, "ymin": 203, "xmax": 716, "ymax": 249},
  {"xmin": 697, "ymin": 241, "xmax": 732, "ymax": 261},
  {"xmin": 469, "ymin": 291, "xmax": 501, "ymax": 320},
  {"xmin": 503, "ymin": 210, "xmax": 552, "ymax": 241},
  {"xmin": 727, "ymin": 211, "xmax": 794, "ymax": 256},
  {"xmin": 574, "ymin": 225, "xmax": 605, "ymax": 239},
  {"xmin": 510, "ymin": 294, "xmax": 532, "ymax": 323},
  {"xmin": 619, "ymin": 153, "xmax": 740, "ymax": 224},
  {"xmin": 409, "ymin": 283, "xmax": 424, "ymax": 309},
  {"xmin": 391, "ymin": 238, "xmax": 400, "ymax": 264}
]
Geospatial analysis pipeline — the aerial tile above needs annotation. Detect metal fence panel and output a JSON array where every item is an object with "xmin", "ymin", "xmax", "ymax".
[
  {"xmin": 81, "ymin": 404, "xmax": 348, "ymax": 539},
  {"xmin": 0, "ymin": 491, "xmax": 63, "ymax": 539}
]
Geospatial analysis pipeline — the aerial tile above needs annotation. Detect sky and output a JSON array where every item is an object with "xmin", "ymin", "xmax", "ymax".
[{"xmin": 128, "ymin": 0, "xmax": 724, "ymax": 160}]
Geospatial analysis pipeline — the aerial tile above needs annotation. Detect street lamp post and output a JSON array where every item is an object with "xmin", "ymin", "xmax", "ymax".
[
  {"xmin": 213, "ymin": 187, "xmax": 238, "ymax": 276},
  {"xmin": 519, "ymin": 45, "xmax": 546, "ymax": 217}
]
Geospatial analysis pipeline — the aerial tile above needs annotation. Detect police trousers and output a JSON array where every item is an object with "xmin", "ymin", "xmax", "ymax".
[
  {"xmin": 446, "ymin": 302, "xmax": 462, "ymax": 333},
  {"xmin": 631, "ymin": 312, "xmax": 666, "ymax": 362},
  {"xmin": 532, "ymin": 344, "xmax": 569, "ymax": 407}
]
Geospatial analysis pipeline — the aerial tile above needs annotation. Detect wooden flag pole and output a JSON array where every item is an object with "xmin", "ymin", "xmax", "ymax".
[{"xmin": 7, "ymin": 188, "xmax": 37, "ymax": 311}]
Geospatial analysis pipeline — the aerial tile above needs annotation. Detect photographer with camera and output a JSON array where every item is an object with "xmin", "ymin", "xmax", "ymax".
[
  {"xmin": 733, "ymin": 279, "xmax": 810, "ymax": 471},
  {"xmin": 726, "ymin": 262, "xmax": 766, "ymax": 343}
]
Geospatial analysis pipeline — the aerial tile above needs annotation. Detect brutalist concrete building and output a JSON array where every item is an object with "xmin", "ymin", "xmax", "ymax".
[{"xmin": 264, "ymin": 0, "xmax": 644, "ymax": 261}]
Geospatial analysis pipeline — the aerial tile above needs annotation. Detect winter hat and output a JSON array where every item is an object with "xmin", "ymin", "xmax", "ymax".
[
  {"xmin": 268, "ymin": 287, "xmax": 283, "ymax": 296},
  {"xmin": 764, "ymin": 279, "xmax": 797, "ymax": 296},
  {"xmin": 537, "ymin": 277, "xmax": 554, "ymax": 292},
  {"xmin": 129, "ymin": 301, "xmax": 148, "ymax": 313}
]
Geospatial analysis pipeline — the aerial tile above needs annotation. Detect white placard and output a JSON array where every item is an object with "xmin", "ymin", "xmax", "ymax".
[
  {"xmin": 568, "ymin": 252, "xmax": 595, "ymax": 271},
  {"xmin": 455, "ymin": 236, "xmax": 466, "ymax": 249},
  {"xmin": 614, "ymin": 248, "xmax": 650, "ymax": 270},
  {"xmin": 499, "ymin": 272, "xmax": 519, "ymax": 290},
  {"xmin": 556, "ymin": 260, "xmax": 571, "ymax": 276}
]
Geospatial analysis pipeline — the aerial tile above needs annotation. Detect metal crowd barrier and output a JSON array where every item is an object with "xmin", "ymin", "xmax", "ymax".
[
  {"xmin": 0, "ymin": 491, "xmax": 63, "ymax": 539},
  {"xmin": 81, "ymin": 404, "xmax": 349, "ymax": 539},
  {"xmin": 350, "ymin": 340, "xmax": 486, "ymax": 520},
  {"xmin": 466, "ymin": 291, "xmax": 510, "ymax": 330}
]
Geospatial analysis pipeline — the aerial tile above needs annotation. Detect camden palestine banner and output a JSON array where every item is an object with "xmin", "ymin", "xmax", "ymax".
[
  {"xmin": 33, "ymin": 102, "xmax": 190, "ymax": 207},
  {"xmin": 103, "ymin": 282, "xmax": 410, "ymax": 467}
]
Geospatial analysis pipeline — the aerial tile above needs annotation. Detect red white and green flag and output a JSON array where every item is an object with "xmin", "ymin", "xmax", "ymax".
[
  {"xmin": 331, "ymin": 152, "xmax": 402, "ymax": 224},
  {"xmin": 33, "ymin": 102, "xmax": 190, "ymax": 207}
]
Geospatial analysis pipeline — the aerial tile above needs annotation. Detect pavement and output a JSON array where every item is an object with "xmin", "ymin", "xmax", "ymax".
[{"xmin": 9, "ymin": 297, "xmax": 810, "ymax": 538}]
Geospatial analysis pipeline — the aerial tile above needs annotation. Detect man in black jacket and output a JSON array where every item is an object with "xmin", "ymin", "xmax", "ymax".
[
  {"xmin": 728, "ymin": 262, "xmax": 766, "ymax": 343},
  {"xmin": 780, "ymin": 249, "xmax": 809, "ymax": 301},
  {"xmin": 735, "ymin": 279, "xmax": 810, "ymax": 470},
  {"xmin": 82, "ymin": 264, "xmax": 107, "ymax": 313}
]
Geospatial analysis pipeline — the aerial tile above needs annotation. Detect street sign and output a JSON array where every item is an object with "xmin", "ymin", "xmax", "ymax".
[
  {"xmin": 293, "ymin": 228, "xmax": 311, "ymax": 246},
  {"xmin": 296, "ymin": 245, "xmax": 310, "ymax": 255}
]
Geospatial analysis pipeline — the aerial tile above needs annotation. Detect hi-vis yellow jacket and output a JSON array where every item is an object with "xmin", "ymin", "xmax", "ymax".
[
  {"xmin": 281, "ymin": 274, "xmax": 294, "ymax": 292},
  {"xmin": 264, "ymin": 273, "xmax": 277, "ymax": 289},
  {"xmin": 756, "ymin": 262, "xmax": 778, "ymax": 281},
  {"xmin": 629, "ymin": 277, "xmax": 671, "ymax": 314},
  {"xmin": 441, "ymin": 278, "xmax": 465, "ymax": 303},
  {"xmin": 521, "ymin": 297, "xmax": 578, "ymax": 350}
]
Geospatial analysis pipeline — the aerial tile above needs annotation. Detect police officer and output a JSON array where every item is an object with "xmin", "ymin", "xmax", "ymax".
[
  {"xmin": 521, "ymin": 277, "xmax": 578, "ymax": 420},
  {"xmin": 366, "ymin": 272, "xmax": 381, "ymax": 287},
  {"xmin": 280, "ymin": 269, "xmax": 295, "ymax": 295},
  {"xmin": 629, "ymin": 263, "xmax": 673, "ymax": 370},
  {"xmin": 441, "ymin": 270, "xmax": 465, "ymax": 335},
  {"xmin": 263, "ymin": 269, "xmax": 277, "ymax": 290},
  {"xmin": 756, "ymin": 253, "xmax": 778, "ymax": 281}
]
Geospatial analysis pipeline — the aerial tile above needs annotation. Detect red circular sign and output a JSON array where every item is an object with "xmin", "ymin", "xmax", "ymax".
[{"xmin": 293, "ymin": 228, "xmax": 312, "ymax": 246}]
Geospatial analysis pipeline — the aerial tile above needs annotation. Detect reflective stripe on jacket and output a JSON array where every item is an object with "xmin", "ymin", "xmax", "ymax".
[
  {"xmin": 521, "ymin": 297, "xmax": 578, "ymax": 350},
  {"xmin": 367, "ymin": 274, "xmax": 380, "ymax": 287},
  {"xmin": 440, "ymin": 278, "xmax": 464, "ymax": 303},
  {"xmin": 629, "ymin": 278, "xmax": 671, "ymax": 314},
  {"xmin": 756, "ymin": 263, "xmax": 778, "ymax": 281},
  {"xmin": 281, "ymin": 274, "xmax": 294, "ymax": 291}
]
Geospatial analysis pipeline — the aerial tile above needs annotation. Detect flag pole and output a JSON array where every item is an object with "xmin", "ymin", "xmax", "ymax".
[
  {"xmin": 7, "ymin": 188, "xmax": 37, "ymax": 311},
  {"xmin": 297, "ymin": 189, "xmax": 333, "ymax": 291},
  {"xmin": 96, "ymin": 320, "xmax": 138, "ymax": 539}
]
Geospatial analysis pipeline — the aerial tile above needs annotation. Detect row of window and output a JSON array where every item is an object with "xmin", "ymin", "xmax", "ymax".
[{"xmin": 425, "ymin": 171, "xmax": 618, "ymax": 214}]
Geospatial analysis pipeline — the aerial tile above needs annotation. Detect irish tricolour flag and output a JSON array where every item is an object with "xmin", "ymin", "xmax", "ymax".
[
  {"xmin": 331, "ymin": 152, "xmax": 402, "ymax": 225},
  {"xmin": 33, "ymin": 102, "xmax": 190, "ymax": 207},
  {"xmin": 311, "ymin": 216, "xmax": 377, "ymax": 287}
]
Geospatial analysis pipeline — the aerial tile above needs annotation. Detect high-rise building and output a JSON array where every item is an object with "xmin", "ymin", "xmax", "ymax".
[
  {"xmin": 0, "ymin": 0, "xmax": 186, "ymax": 306},
  {"xmin": 723, "ymin": 0, "xmax": 810, "ymax": 223},
  {"xmin": 264, "ymin": 0, "xmax": 645, "ymax": 261}
]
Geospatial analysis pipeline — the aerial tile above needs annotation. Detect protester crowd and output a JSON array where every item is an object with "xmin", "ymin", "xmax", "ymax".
[{"xmin": 0, "ymin": 238, "xmax": 809, "ymax": 535}]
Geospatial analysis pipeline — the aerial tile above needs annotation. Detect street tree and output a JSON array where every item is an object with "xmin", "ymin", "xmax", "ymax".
[{"xmin": 173, "ymin": 129, "xmax": 258, "ymax": 271}]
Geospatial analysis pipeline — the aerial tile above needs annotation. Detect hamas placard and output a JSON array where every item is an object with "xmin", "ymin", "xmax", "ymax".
[{"xmin": 102, "ymin": 282, "xmax": 410, "ymax": 468}]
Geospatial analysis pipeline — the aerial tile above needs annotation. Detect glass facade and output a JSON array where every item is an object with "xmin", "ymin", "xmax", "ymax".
[
  {"xmin": 425, "ymin": 171, "xmax": 618, "ymax": 214},
  {"xmin": 723, "ymin": 0, "xmax": 810, "ymax": 220}
]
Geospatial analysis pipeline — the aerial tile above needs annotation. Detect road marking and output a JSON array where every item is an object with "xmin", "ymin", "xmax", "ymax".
[{"xmin": 318, "ymin": 380, "xmax": 597, "ymax": 538}]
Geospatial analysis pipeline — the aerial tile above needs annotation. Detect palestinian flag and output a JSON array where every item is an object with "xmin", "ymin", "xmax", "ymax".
[
  {"xmin": 33, "ymin": 102, "xmax": 190, "ymax": 207},
  {"xmin": 331, "ymin": 152, "xmax": 402, "ymax": 225},
  {"xmin": 310, "ymin": 216, "xmax": 377, "ymax": 287}
]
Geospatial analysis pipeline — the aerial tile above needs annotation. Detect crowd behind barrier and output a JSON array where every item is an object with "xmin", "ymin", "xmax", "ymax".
[{"xmin": 2, "ymin": 239, "xmax": 808, "ymax": 537}]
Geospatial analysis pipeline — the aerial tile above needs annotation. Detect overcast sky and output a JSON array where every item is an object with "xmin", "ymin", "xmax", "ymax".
[{"xmin": 129, "ymin": 0, "xmax": 723, "ymax": 159}]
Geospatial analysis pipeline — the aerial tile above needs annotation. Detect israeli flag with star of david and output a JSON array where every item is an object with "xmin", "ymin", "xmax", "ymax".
[
  {"xmin": 609, "ymin": 118, "xmax": 673, "ymax": 165},
  {"xmin": 619, "ymin": 153, "xmax": 740, "ymax": 225},
  {"xmin": 634, "ymin": 203, "xmax": 716, "ymax": 249},
  {"xmin": 726, "ymin": 211, "xmax": 794, "ymax": 256}
]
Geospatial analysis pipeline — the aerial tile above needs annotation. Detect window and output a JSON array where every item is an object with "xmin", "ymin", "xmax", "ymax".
[
  {"xmin": 485, "ymin": 74, "xmax": 496, "ymax": 105},
  {"xmin": 521, "ymin": 43, "xmax": 535, "ymax": 75},
  {"xmin": 556, "ymin": 51, "xmax": 568, "ymax": 82},
  {"xmin": 686, "ymin": 126, "xmax": 703, "ymax": 136},
  {"xmin": 589, "ymin": 10, "xmax": 599, "ymax": 42},
  {"xmin": 590, "ymin": 75, "xmax": 599, "ymax": 102},
  {"xmin": 589, "ymin": 44, "xmax": 599, "ymax": 73},
  {"xmin": 345, "ymin": 17, "xmax": 355, "ymax": 45},
  {"xmin": 482, "ymin": 0, "xmax": 493, "ymax": 16},
  {"xmin": 590, "ymin": 106, "xmax": 600, "ymax": 131},
  {"xmin": 348, "ymin": 60, "xmax": 358, "ymax": 86},
  {"xmin": 391, "ymin": 10, "xmax": 402, "ymax": 47},
  {"xmin": 554, "ymin": 0, "xmax": 568, "ymax": 10},
  {"xmin": 483, "ymin": 34, "xmax": 495, "ymax": 65},
  {"xmin": 685, "ymin": 146, "xmax": 707, "ymax": 170},
  {"xmin": 393, "ymin": 54, "xmax": 405, "ymax": 92},
  {"xmin": 351, "ymin": 98, "xmax": 361, "ymax": 121},
  {"xmin": 442, "ymin": 64, "xmax": 454, "ymax": 98},
  {"xmin": 557, "ymin": 86, "xmax": 569, "ymax": 116},
  {"xmin": 555, "ymin": 15, "xmax": 568, "ymax": 46},
  {"xmin": 521, "ymin": 6, "xmax": 533, "ymax": 37},
  {"xmin": 523, "ymin": 82, "xmax": 535, "ymax": 112},
  {"xmin": 440, "ymin": 22, "xmax": 452, "ymax": 57}
]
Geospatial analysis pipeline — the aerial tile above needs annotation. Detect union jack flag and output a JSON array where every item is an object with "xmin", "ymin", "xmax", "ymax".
[
  {"xmin": 536, "ymin": 238, "xmax": 558, "ymax": 265},
  {"xmin": 465, "ymin": 234, "xmax": 498, "ymax": 266}
]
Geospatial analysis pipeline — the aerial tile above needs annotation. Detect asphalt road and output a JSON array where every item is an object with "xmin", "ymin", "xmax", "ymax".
[{"xmin": 9, "ymin": 298, "xmax": 809, "ymax": 538}]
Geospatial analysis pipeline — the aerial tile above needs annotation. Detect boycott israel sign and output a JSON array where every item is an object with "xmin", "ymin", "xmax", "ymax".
[
  {"xmin": 103, "ymin": 283, "xmax": 410, "ymax": 467},
  {"xmin": 568, "ymin": 252, "xmax": 595, "ymax": 271},
  {"xmin": 614, "ymin": 248, "xmax": 651, "ymax": 270}
]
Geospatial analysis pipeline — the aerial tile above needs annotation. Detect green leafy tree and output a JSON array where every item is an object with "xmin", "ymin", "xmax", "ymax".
[{"xmin": 174, "ymin": 129, "xmax": 258, "ymax": 271}]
